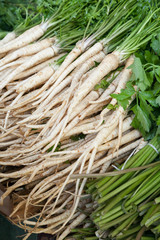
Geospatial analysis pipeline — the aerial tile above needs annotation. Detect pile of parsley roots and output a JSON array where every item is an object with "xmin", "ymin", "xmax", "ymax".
[{"xmin": 0, "ymin": 0, "xmax": 160, "ymax": 239}]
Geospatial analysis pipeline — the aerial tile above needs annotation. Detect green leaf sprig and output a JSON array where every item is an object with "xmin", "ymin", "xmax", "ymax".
[{"xmin": 111, "ymin": 31, "xmax": 160, "ymax": 139}]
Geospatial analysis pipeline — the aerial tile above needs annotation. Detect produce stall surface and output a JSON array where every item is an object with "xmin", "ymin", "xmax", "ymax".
[{"xmin": 0, "ymin": 214, "xmax": 55, "ymax": 240}]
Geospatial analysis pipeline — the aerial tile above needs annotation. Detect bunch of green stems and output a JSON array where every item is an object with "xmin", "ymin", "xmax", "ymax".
[{"xmin": 85, "ymin": 136, "xmax": 160, "ymax": 239}]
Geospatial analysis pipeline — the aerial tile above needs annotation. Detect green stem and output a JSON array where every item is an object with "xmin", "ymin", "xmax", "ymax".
[
  {"xmin": 99, "ymin": 211, "xmax": 137, "ymax": 230},
  {"xmin": 94, "ymin": 200, "xmax": 154, "ymax": 225},
  {"xmin": 141, "ymin": 204, "xmax": 160, "ymax": 226},
  {"xmin": 141, "ymin": 237, "xmax": 155, "ymax": 240},
  {"xmin": 98, "ymin": 166, "xmax": 159, "ymax": 205},
  {"xmin": 155, "ymin": 196, "xmax": 160, "ymax": 204},
  {"xmin": 134, "ymin": 185, "xmax": 160, "ymax": 207},
  {"xmin": 96, "ymin": 137, "xmax": 158, "ymax": 195},
  {"xmin": 95, "ymin": 145, "xmax": 147, "ymax": 190},
  {"xmin": 116, "ymin": 226, "xmax": 141, "ymax": 239},
  {"xmin": 152, "ymin": 224, "xmax": 160, "ymax": 234},
  {"xmin": 0, "ymin": 31, "xmax": 10, "ymax": 39},
  {"xmin": 126, "ymin": 169, "xmax": 160, "ymax": 205},
  {"xmin": 101, "ymin": 178, "xmax": 144, "ymax": 215},
  {"xmin": 117, "ymin": 9, "xmax": 160, "ymax": 60},
  {"xmin": 145, "ymin": 211, "xmax": 160, "ymax": 227},
  {"xmin": 94, "ymin": 206, "xmax": 127, "ymax": 225},
  {"xmin": 110, "ymin": 213, "xmax": 138, "ymax": 237},
  {"xmin": 85, "ymin": 237, "xmax": 98, "ymax": 240},
  {"xmin": 97, "ymin": 148, "xmax": 159, "ymax": 198}
]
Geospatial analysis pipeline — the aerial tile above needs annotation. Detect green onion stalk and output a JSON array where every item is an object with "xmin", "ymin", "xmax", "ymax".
[
  {"xmin": 85, "ymin": 136, "xmax": 160, "ymax": 239},
  {"xmin": 71, "ymin": 227, "xmax": 98, "ymax": 240}
]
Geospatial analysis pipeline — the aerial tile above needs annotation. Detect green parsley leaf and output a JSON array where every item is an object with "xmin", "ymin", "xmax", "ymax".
[
  {"xmin": 94, "ymin": 79, "xmax": 109, "ymax": 90},
  {"xmin": 135, "ymin": 52, "xmax": 145, "ymax": 64},
  {"xmin": 136, "ymin": 105, "xmax": 151, "ymax": 132},
  {"xmin": 131, "ymin": 107, "xmax": 145, "ymax": 136},
  {"xmin": 153, "ymin": 82, "xmax": 160, "ymax": 95},
  {"xmin": 129, "ymin": 57, "xmax": 151, "ymax": 90},
  {"xmin": 140, "ymin": 91, "xmax": 158, "ymax": 107},
  {"xmin": 128, "ymin": 57, "xmax": 143, "ymax": 80},
  {"xmin": 151, "ymin": 54, "xmax": 160, "ymax": 65},
  {"xmin": 111, "ymin": 82, "xmax": 135, "ymax": 110},
  {"xmin": 156, "ymin": 96, "xmax": 160, "ymax": 106},
  {"xmin": 146, "ymin": 71, "xmax": 154, "ymax": 85},
  {"xmin": 94, "ymin": 61, "xmax": 100, "ymax": 67},
  {"xmin": 155, "ymin": 67, "xmax": 160, "ymax": 83},
  {"xmin": 139, "ymin": 93, "xmax": 154, "ymax": 119},
  {"xmin": 70, "ymin": 133, "xmax": 86, "ymax": 141},
  {"xmin": 144, "ymin": 50, "xmax": 152, "ymax": 63},
  {"xmin": 157, "ymin": 126, "xmax": 160, "ymax": 135},
  {"xmin": 151, "ymin": 36, "xmax": 160, "ymax": 56},
  {"xmin": 157, "ymin": 116, "xmax": 160, "ymax": 125},
  {"xmin": 107, "ymin": 104, "xmax": 118, "ymax": 110}
]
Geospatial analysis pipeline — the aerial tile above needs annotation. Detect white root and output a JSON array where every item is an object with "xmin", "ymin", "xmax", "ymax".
[
  {"xmin": 97, "ymin": 56, "xmax": 134, "ymax": 127},
  {"xmin": 37, "ymin": 51, "xmax": 105, "ymax": 111},
  {"xmin": 53, "ymin": 41, "xmax": 104, "ymax": 89},
  {"xmin": 0, "ymin": 138, "xmax": 22, "ymax": 148},
  {"xmin": 0, "ymin": 35, "xmax": 141, "ymax": 240},
  {"xmin": 91, "ymin": 138, "xmax": 143, "ymax": 171},
  {"xmin": 32, "ymin": 103, "xmax": 66, "ymax": 143},
  {"xmin": 0, "ymin": 53, "xmax": 6, "ymax": 59},
  {"xmin": 3, "ymin": 89, "xmax": 41, "ymax": 110},
  {"xmin": 4, "ymin": 92, "xmax": 24, "ymax": 129},
  {"xmin": 58, "ymin": 213, "xmax": 86, "ymax": 240},
  {"xmin": 42, "ymin": 91, "xmax": 99, "ymax": 152},
  {"xmin": 62, "ymin": 100, "xmax": 131, "ymax": 227},
  {"xmin": 0, "ymin": 45, "xmax": 59, "ymax": 91},
  {"xmin": 32, "ymin": 64, "xmax": 80, "ymax": 110},
  {"xmin": 32, "ymin": 41, "xmax": 104, "ymax": 105},
  {"xmin": 0, "ymin": 68, "xmax": 14, "ymax": 84},
  {"xmin": 12, "ymin": 55, "xmax": 64, "ymax": 81},
  {"xmin": 115, "ymin": 114, "xmax": 124, "ymax": 152},
  {"xmin": 68, "ymin": 53, "xmax": 119, "ymax": 115},
  {"xmin": 24, "ymin": 210, "xmax": 72, "ymax": 226},
  {"xmin": 16, "ymin": 65, "xmax": 55, "ymax": 93},
  {"xmin": 40, "ymin": 52, "xmax": 105, "ymax": 151},
  {"xmin": 0, "ymin": 32, "xmax": 16, "ymax": 46},
  {"xmin": 54, "ymin": 119, "xmax": 118, "ymax": 230},
  {"xmin": 66, "ymin": 138, "xmax": 142, "ymax": 228},
  {"xmin": 99, "ymin": 129, "xmax": 141, "ymax": 173},
  {"xmin": 0, "ymin": 56, "xmax": 31, "ymax": 71},
  {"xmin": 0, "ymin": 38, "xmax": 55, "ymax": 68},
  {"xmin": 0, "ymin": 22, "xmax": 50, "ymax": 54}
]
